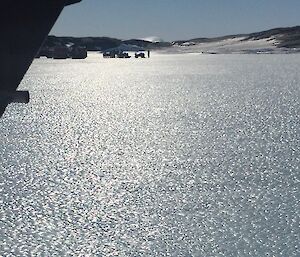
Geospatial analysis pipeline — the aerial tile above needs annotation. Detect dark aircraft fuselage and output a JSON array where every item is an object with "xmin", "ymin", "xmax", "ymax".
[{"xmin": 0, "ymin": 0, "xmax": 81, "ymax": 117}]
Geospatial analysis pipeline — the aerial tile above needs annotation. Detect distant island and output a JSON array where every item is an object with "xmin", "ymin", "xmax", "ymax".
[{"xmin": 43, "ymin": 26, "xmax": 300, "ymax": 54}]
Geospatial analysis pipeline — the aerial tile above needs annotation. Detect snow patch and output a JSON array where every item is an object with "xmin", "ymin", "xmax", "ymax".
[{"xmin": 140, "ymin": 36, "xmax": 164, "ymax": 43}]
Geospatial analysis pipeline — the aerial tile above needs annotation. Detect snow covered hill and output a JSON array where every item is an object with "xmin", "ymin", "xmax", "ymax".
[{"xmin": 164, "ymin": 26, "xmax": 300, "ymax": 54}]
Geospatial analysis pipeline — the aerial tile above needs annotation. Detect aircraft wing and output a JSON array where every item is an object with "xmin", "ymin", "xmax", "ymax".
[
  {"xmin": 66, "ymin": 0, "xmax": 82, "ymax": 5},
  {"xmin": 0, "ymin": 0, "xmax": 82, "ymax": 117}
]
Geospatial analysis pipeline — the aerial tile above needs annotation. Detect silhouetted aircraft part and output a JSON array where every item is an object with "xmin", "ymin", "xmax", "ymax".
[
  {"xmin": 0, "ymin": 91, "xmax": 30, "ymax": 104},
  {"xmin": 66, "ymin": 0, "xmax": 82, "ymax": 5},
  {"xmin": 0, "ymin": 0, "xmax": 81, "ymax": 117}
]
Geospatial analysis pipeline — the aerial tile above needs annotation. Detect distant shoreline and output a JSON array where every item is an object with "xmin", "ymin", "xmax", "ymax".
[{"xmin": 43, "ymin": 26, "xmax": 299, "ymax": 54}]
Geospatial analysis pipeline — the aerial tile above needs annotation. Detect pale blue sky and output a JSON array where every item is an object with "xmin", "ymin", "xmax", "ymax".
[{"xmin": 51, "ymin": 0, "xmax": 300, "ymax": 41}]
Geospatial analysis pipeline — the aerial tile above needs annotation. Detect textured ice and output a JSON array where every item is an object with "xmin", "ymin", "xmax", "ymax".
[{"xmin": 0, "ymin": 53, "xmax": 299, "ymax": 256}]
